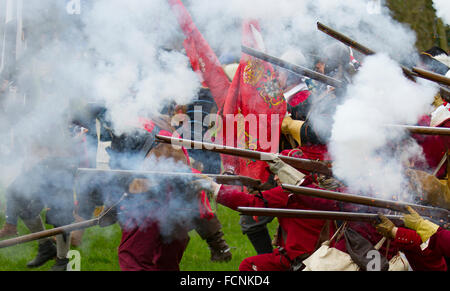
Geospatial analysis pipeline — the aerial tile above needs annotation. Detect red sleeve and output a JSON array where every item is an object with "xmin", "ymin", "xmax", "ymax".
[
  {"xmin": 429, "ymin": 227, "xmax": 450, "ymax": 257},
  {"xmin": 289, "ymin": 180, "xmax": 340, "ymax": 211},
  {"xmin": 394, "ymin": 227, "xmax": 423, "ymax": 251},
  {"xmin": 216, "ymin": 185, "xmax": 290, "ymax": 211}
]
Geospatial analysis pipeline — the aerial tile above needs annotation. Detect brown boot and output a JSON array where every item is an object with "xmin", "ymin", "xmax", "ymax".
[
  {"xmin": 0, "ymin": 223, "xmax": 18, "ymax": 239},
  {"xmin": 207, "ymin": 231, "xmax": 232, "ymax": 263}
]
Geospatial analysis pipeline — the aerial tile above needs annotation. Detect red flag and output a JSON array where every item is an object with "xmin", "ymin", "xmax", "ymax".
[
  {"xmin": 168, "ymin": 0, "xmax": 230, "ymax": 111},
  {"xmin": 217, "ymin": 20, "xmax": 287, "ymax": 182}
]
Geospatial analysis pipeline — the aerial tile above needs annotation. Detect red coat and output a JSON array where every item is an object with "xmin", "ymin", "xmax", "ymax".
[
  {"xmin": 413, "ymin": 115, "xmax": 447, "ymax": 178},
  {"xmin": 428, "ymin": 228, "xmax": 450, "ymax": 259},
  {"xmin": 216, "ymin": 184, "xmax": 332, "ymax": 261},
  {"xmin": 393, "ymin": 227, "xmax": 447, "ymax": 271},
  {"xmin": 117, "ymin": 120, "xmax": 213, "ymax": 271},
  {"xmin": 289, "ymin": 184, "xmax": 401, "ymax": 261}
]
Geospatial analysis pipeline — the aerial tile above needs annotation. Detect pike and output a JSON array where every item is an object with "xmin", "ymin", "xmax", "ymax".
[
  {"xmin": 241, "ymin": 45, "xmax": 344, "ymax": 88},
  {"xmin": 386, "ymin": 124, "xmax": 450, "ymax": 136},
  {"xmin": 282, "ymin": 184, "xmax": 450, "ymax": 222},
  {"xmin": 317, "ymin": 22, "xmax": 450, "ymax": 93},
  {"xmin": 76, "ymin": 168, "xmax": 273, "ymax": 190},
  {"xmin": 237, "ymin": 207, "xmax": 404, "ymax": 223},
  {"xmin": 155, "ymin": 135, "xmax": 333, "ymax": 177}
]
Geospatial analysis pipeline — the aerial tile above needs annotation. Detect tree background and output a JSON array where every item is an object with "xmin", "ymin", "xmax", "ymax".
[{"xmin": 387, "ymin": 0, "xmax": 449, "ymax": 53}]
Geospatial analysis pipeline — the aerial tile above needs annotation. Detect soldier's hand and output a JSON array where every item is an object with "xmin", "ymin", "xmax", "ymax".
[
  {"xmin": 403, "ymin": 206, "xmax": 440, "ymax": 242},
  {"xmin": 375, "ymin": 214, "xmax": 396, "ymax": 239},
  {"xmin": 190, "ymin": 175, "xmax": 221, "ymax": 196},
  {"xmin": 267, "ymin": 155, "xmax": 305, "ymax": 186},
  {"xmin": 402, "ymin": 206, "xmax": 423, "ymax": 230}
]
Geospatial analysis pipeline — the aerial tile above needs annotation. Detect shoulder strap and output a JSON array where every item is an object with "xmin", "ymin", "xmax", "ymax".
[{"xmin": 330, "ymin": 221, "xmax": 347, "ymax": 243}]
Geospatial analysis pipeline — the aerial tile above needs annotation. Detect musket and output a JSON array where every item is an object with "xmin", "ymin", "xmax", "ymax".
[
  {"xmin": 76, "ymin": 168, "xmax": 272, "ymax": 190},
  {"xmin": 0, "ymin": 193, "xmax": 128, "ymax": 249},
  {"xmin": 282, "ymin": 184, "xmax": 450, "ymax": 222},
  {"xmin": 241, "ymin": 45, "xmax": 344, "ymax": 88},
  {"xmin": 317, "ymin": 22, "xmax": 375, "ymax": 56},
  {"xmin": 412, "ymin": 67, "xmax": 450, "ymax": 87},
  {"xmin": 155, "ymin": 135, "xmax": 333, "ymax": 177},
  {"xmin": 237, "ymin": 207, "xmax": 404, "ymax": 223},
  {"xmin": 386, "ymin": 124, "xmax": 450, "ymax": 136},
  {"xmin": 317, "ymin": 22, "xmax": 450, "ymax": 86},
  {"xmin": 0, "ymin": 218, "xmax": 100, "ymax": 249}
]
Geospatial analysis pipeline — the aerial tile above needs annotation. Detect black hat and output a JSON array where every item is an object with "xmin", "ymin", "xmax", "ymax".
[{"xmin": 419, "ymin": 46, "xmax": 450, "ymax": 75}]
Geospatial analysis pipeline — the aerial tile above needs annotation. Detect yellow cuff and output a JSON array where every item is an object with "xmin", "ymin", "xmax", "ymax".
[
  {"xmin": 282, "ymin": 116, "xmax": 304, "ymax": 145},
  {"xmin": 417, "ymin": 220, "xmax": 440, "ymax": 243}
]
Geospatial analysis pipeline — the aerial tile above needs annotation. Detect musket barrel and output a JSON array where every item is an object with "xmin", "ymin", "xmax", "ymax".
[
  {"xmin": 282, "ymin": 184, "xmax": 450, "ymax": 221},
  {"xmin": 316, "ymin": 22, "xmax": 449, "ymax": 84},
  {"xmin": 76, "ymin": 168, "xmax": 268, "ymax": 189},
  {"xmin": 0, "ymin": 219, "xmax": 99, "ymax": 249},
  {"xmin": 241, "ymin": 45, "xmax": 344, "ymax": 88},
  {"xmin": 155, "ymin": 135, "xmax": 333, "ymax": 176},
  {"xmin": 387, "ymin": 124, "xmax": 450, "ymax": 136},
  {"xmin": 237, "ymin": 207, "xmax": 403, "ymax": 222},
  {"xmin": 317, "ymin": 22, "xmax": 375, "ymax": 56},
  {"xmin": 412, "ymin": 67, "xmax": 450, "ymax": 87}
]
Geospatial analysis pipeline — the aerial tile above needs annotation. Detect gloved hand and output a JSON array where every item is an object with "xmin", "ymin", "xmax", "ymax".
[
  {"xmin": 375, "ymin": 214, "xmax": 396, "ymax": 239},
  {"xmin": 190, "ymin": 175, "xmax": 221, "ymax": 198},
  {"xmin": 267, "ymin": 155, "xmax": 305, "ymax": 186},
  {"xmin": 403, "ymin": 206, "xmax": 440, "ymax": 242}
]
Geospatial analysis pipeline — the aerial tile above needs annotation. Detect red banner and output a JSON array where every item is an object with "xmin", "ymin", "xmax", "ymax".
[
  {"xmin": 168, "ymin": 0, "xmax": 230, "ymax": 111},
  {"xmin": 217, "ymin": 20, "xmax": 287, "ymax": 182}
]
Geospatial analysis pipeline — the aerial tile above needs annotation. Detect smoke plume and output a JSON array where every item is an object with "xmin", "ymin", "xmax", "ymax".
[
  {"xmin": 329, "ymin": 54, "xmax": 437, "ymax": 200},
  {"xmin": 433, "ymin": 0, "xmax": 450, "ymax": 26}
]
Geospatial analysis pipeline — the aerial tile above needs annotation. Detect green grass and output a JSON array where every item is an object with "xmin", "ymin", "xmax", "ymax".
[{"xmin": 0, "ymin": 202, "xmax": 279, "ymax": 271}]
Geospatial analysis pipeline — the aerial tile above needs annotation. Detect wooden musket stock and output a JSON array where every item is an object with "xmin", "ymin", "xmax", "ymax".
[
  {"xmin": 155, "ymin": 135, "xmax": 333, "ymax": 177},
  {"xmin": 317, "ymin": 22, "xmax": 450, "ymax": 88},
  {"xmin": 241, "ymin": 45, "xmax": 344, "ymax": 88}
]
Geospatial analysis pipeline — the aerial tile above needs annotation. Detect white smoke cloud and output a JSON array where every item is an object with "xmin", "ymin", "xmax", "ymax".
[
  {"xmin": 81, "ymin": 0, "xmax": 201, "ymax": 134},
  {"xmin": 0, "ymin": 0, "xmax": 430, "ymax": 230},
  {"xmin": 329, "ymin": 54, "xmax": 437, "ymax": 200},
  {"xmin": 433, "ymin": 0, "xmax": 450, "ymax": 26},
  {"xmin": 184, "ymin": 0, "xmax": 418, "ymax": 66}
]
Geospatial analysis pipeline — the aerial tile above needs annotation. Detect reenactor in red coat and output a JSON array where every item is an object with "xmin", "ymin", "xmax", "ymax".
[{"xmin": 376, "ymin": 206, "xmax": 449, "ymax": 271}]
